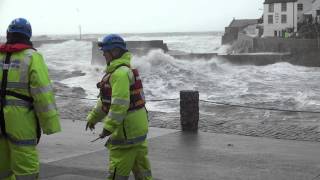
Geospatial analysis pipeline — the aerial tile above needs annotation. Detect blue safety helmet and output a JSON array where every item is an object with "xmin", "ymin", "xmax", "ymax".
[
  {"xmin": 7, "ymin": 18, "xmax": 32, "ymax": 38},
  {"xmin": 98, "ymin": 34, "xmax": 127, "ymax": 52}
]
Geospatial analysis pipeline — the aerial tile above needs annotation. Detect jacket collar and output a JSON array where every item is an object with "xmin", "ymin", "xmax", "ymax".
[
  {"xmin": 0, "ymin": 43, "xmax": 33, "ymax": 53},
  {"xmin": 106, "ymin": 52, "xmax": 132, "ymax": 73}
]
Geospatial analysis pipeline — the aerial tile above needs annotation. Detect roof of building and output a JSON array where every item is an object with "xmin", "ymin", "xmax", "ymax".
[
  {"xmin": 264, "ymin": 0, "xmax": 297, "ymax": 4},
  {"xmin": 228, "ymin": 19, "xmax": 259, "ymax": 28},
  {"xmin": 313, "ymin": 0, "xmax": 320, "ymax": 6}
]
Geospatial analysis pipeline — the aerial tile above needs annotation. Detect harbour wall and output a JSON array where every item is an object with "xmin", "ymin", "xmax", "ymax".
[
  {"xmin": 251, "ymin": 37, "xmax": 319, "ymax": 53},
  {"xmin": 226, "ymin": 35, "xmax": 320, "ymax": 66}
]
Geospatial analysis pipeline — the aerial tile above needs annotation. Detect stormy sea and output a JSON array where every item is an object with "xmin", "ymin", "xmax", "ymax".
[{"xmin": 37, "ymin": 32, "xmax": 320, "ymax": 142}]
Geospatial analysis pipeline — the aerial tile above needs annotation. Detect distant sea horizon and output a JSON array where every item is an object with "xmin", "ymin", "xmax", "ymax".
[{"xmin": 24, "ymin": 31, "xmax": 223, "ymax": 40}]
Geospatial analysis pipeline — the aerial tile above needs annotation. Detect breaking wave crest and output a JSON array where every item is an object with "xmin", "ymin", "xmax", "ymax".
[{"xmin": 40, "ymin": 40, "xmax": 320, "ymax": 112}]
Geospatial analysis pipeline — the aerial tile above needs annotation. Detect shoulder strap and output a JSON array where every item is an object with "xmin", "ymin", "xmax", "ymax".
[
  {"xmin": 0, "ymin": 53, "xmax": 12, "ymax": 137},
  {"xmin": 0, "ymin": 51, "xmax": 33, "ymax": 103},
  {"xmin": 5, "ymin": 90, "xmax": 33, "ymax": 102}
]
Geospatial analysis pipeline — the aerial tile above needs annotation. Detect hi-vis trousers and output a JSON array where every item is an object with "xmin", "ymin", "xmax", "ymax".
[
  {"xmin": 0, "ymin": 136, "xmax": 39, "ymax": 180},
  {"xmin": 107, "ymin": 141, "xmax": 152, "ymax": 180}
]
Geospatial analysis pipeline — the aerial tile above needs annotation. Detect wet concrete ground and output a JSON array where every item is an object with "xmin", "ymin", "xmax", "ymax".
[{"xmin": 38, "ymin": 119, "xmax": 320, "ymax": 180}]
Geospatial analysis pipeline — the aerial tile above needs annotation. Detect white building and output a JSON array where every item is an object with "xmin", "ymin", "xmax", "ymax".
[
  {"xmin": 263, "ymin": 0, "xmax": 313, "ymax": 37},
  {"xmin": 297, "ymin": 0, "xmax": 313, "ymax": 22},
  {"xmin": 304, "ymin": 0, "xmax": 320, "ymax": 22}
]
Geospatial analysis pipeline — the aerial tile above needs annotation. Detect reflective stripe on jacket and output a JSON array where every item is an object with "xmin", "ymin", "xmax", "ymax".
[{"xmin": 0, "ymin": 49, "xmax": 61, "ymax": 142}]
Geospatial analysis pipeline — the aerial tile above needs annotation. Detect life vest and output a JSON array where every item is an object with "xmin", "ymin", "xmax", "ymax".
[{"xmin": 97, "ymin": 65, "xmax": 145, "ymax": 114}]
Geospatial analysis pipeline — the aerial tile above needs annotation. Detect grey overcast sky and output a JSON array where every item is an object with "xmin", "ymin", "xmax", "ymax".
[{"xmin": 0, "ymin": 0, "xmax": 265, "ymax": 35}]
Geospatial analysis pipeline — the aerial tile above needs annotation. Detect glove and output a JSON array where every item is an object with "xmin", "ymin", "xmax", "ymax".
[
  {"xmin": 99, "ymin": 128, "xmax": 112, "ymax": 139},
  {"xmin": 85, "ymin": 122, "xmax": 95, "ymax": 131}
]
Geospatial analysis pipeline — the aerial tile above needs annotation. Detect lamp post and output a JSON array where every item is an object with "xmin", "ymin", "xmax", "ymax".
[
  {"xmin": 76, "ymin": 8, "xmax": 82, "ymax": 40},
  {"xmin": 78, "ymin": 25, "xmax": 82, "ymax": 40}
]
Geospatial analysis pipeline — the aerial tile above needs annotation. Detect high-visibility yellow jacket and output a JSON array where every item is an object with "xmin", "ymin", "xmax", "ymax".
[
  {"xmin": 0, "ymin": 46, "xmax": 61, "ymax": 145},
  {"xmin": 87, "ymin": 52, "xmax": 148, "ymax": 148}
]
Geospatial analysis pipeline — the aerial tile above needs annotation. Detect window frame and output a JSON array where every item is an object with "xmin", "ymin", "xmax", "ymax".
[
  {"xmin": 281, "ymin": 3, "xmax": 287, "ymax": 12},
  {"xmin": 269, "ymin": 3, "xmax": 274, "ymax": 13},
  {"xmin": 297, "ymin": 3, "xmax": 303, "ymax": 11},
  {"xmin": 268, "ymin": 15, "xmax": 274, "ymax": 24},
  {"xmin": 281, "ymin": 14, "xmax": 287, "ymax": 24}
]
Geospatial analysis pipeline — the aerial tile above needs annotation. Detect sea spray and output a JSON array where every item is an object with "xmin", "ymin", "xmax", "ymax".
[{"xmin": 38, "ymin": 38, "xmax": 320, "ymax": 113}]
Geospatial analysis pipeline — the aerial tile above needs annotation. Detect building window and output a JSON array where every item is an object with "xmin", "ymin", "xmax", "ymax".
[
  {"xmin": 281, "ymin": 3, "xmax": 287, "ymax": 12},
  {"xmin": 317, "ymin": 10, "xmax": 320, "ymax": 16},
  {"xmin": 281, "ymin": 15, "xmax": 287, "ymax": 23},
  {"xmin": 297, "ymin": 3, "xmax": 303, "ymax": 11},
  {"xmin": 268, "ymin": 15, "xmax": 273, "ymax": 24},
  {"xmin": 269, "ymin": 4, "xmax": 274, "ymax": 12}
]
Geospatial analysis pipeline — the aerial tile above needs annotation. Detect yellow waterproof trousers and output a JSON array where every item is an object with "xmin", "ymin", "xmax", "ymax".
[
  {"xmin": 0, "ymin": 137, "xmax": 39, "ymax": 180},
  {"xmin": 107, "ymin": 141, "xmax": 152, "ymax": 180}
]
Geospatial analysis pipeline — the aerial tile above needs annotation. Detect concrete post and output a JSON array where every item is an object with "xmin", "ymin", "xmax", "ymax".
[{"xmin": 180, "ymin": 90, "xmax": 199, "ymax": 131}]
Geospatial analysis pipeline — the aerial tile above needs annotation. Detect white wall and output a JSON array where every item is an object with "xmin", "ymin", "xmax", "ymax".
[{"xmin": 263, "ymin": 2, "xmax": 297, "ymax": 37}]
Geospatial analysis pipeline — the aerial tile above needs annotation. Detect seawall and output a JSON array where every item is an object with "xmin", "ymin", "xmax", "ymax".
[
  {"xmin": 171, "ymin": 53, "xmax": 217, "ymax": 60},
  {"xmin": 219, "ymin": 53, "xmax": 291, "ymax": 66},
  {"xmin": 251, "ymin": 37, "xmax": 320, "ymax": 66},
  {"xmin": 227, "ymin": 35, "xmax": 320, "ymax": 67},
  {"xmin": 170, "ymin": 52, "xmax": 296, "ymax": 66},
  {"xmin": 252, "ymin": 37, "xmax": 319, "ymax": 53}
]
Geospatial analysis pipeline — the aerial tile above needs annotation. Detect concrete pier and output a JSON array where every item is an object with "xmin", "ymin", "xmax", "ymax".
[{"xmin": 219, "ymin": 53, "xmax": 292, "ymax": 66}]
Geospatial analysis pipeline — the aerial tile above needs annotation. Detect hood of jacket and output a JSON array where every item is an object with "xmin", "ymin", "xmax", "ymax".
[
  {"xmin": 0, "ymin": 43, "xmax": 33, "ymax": 53},
  {"xmin": 106, "ymin": 52, "xmax": 132, "ymax": 73}
]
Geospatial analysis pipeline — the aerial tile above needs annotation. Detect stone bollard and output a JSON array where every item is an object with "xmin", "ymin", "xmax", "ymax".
[{"xmin": 180, "ymin": 90, "xmax": 199, "ymax": 131}]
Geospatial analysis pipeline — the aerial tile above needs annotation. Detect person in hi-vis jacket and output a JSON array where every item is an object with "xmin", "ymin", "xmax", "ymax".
[
  {"xmin": 0, "ymin": 18, "xmax": 61, "ymax": 180},
  {"xmin": 86, "ymin": 34, "xmax": 152, "ymax": 180}
]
